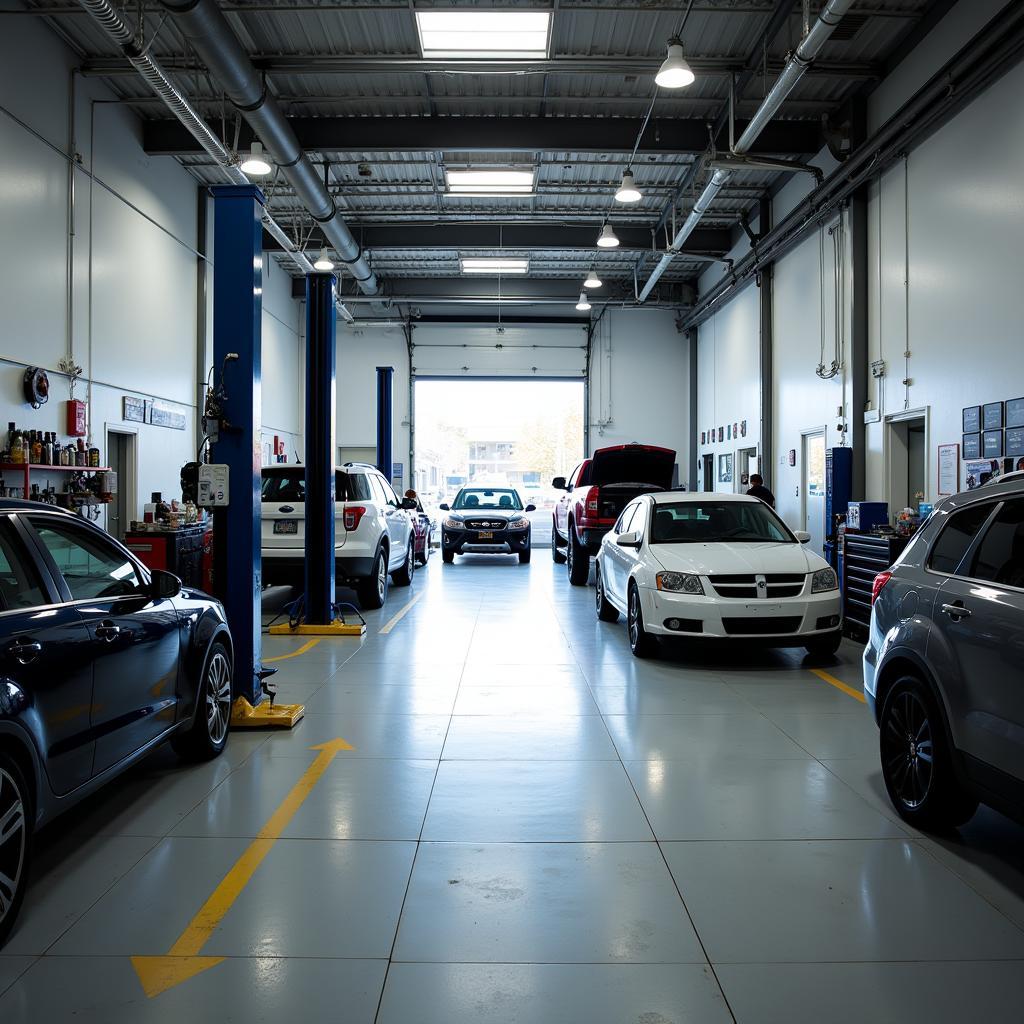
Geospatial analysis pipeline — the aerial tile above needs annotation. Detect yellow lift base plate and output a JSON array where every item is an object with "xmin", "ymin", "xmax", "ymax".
[
  {"xmin": 267, "ymin": 621, "xmax": 366, "ymax": 636},
  {"xmin": 230, "ymin": 697, "xmax": 305, "ymax": 729}
]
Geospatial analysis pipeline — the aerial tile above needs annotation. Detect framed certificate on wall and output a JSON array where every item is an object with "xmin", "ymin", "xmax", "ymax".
[
  {"xmin": 983, "ymin": 402, "xmax": 1004, "ymax": 430},
  {"xmin": 962, "ymin": 433, "xmax": 981, "ymax": 459},
  {"xmin": 962, "ymin": 406, "xmax": 981, "ymax": 433},
  {"xmin": 983, "ymin": 430, "xmax": 1003, "ymax": 458},
  {"xmin": 1006, "ymin": 397, "xmax": 1024, "ymax": 429}
]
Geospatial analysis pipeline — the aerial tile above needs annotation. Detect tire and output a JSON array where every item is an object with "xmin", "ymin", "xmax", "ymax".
[
  {"xmin": 0, "ymin": 752, "xmax": 31, "ymax": 949},
  {"xmin": 171, "ymin": 640, "xmax": 232, "ymax": 761},
  {"xmin": 442, "ymin": 549, "xmax": 455, "ymax": 564},
  {"xmin": 358, "ymin": 548, "xmax": 389, "ymax": 608},
  {"xmin": 595, "ymin": 566, "xmax": 619, "ymax": 623},
  {"xmin": 566, "ymin": 526, "xmax": 590, "ymax": 586},
  {"xmin": 519, "ymin": 547, "xmax": 531, "ymax": 564},
  {"xmin": 551, "ymin": 521, "xmax": 567, "ymax": 564},
  {"xmin": 392, "ymin": 542, "xmax": 415, "ymax": 587},
  {"xmin": 805, "ymin": 632, "xmax": 842, "ymax": 659},
  {"xmin": 627, "ymin": 583, "xmax": 658, "ymax": 658},
  {"xmin": 416, "ymin": 531, "xmax": 431, "ymax": 566},
  {"xmin": 879, "ymin": 674, "xmax": 978, "ymax": 830}
]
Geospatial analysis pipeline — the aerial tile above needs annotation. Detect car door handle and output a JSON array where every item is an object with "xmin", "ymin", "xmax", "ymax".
[
  {"xmin": 941, "ymin": 602, "xmax": 972, "ymax": 620},
  {"xmin": 8, "ymin": 639, "xmax": 41, "ymax": 664},
  {"xmin": 96, "ymin": 622, "xmax": 122, "ymax": 641}
]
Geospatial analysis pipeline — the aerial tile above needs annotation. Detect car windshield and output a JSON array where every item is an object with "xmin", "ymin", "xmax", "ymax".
[
  {"xmin": 453, "ymin": 488, "xmax": 523, "ymax": 511},
  {"xmin": 651, "ymin": 501, "xmax": 794, "ymax": 544}
]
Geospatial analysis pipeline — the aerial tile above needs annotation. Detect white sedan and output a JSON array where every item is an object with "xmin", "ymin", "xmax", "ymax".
[{"xmin": 594, "ymin": 491, "xmax": 842, "ymax": 658}]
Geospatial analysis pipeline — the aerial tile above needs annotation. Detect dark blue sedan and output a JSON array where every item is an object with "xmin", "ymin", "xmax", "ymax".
[{"xmin": 0, "ymin": 501, "xmax": 233, "ymax": 946}]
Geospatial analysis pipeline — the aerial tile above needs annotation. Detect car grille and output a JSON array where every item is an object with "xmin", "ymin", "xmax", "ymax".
[
  {"xmin": 722, "ymin": 616, "xmax": 804, "ymax": 635},
  {"xmin": 464, "ymin": 518, "xmax": 507, "ymax": 531},
  {"xmin": 707, "ymin": 573, "xmax": 806, "ymax": 599}
]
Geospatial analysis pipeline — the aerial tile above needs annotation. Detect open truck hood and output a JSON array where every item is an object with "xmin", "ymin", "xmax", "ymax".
[{"xmin": 590, "ymin": 444, "xmax": 676, "ymax": 489}]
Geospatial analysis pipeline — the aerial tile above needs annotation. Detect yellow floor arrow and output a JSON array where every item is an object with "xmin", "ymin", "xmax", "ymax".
[{"xmin": 132, "ymin": 737, "xmax": 354, "ymax": 998}]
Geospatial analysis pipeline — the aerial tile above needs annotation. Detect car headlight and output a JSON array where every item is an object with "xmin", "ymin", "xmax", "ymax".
[
  {"xmin": 506, "ymin": 517, "xmax": 529, "ymax": 530},
  {"xmin": 443, "ymin": 517, "xmax": 463, "ymax": 530},
  {"xmin": 811, "ymin": 567, "xmax": 838, "ymax": 593},
  {"xmin": 656, "ymin": 572, "xmax": 704, "ymax": 595}
]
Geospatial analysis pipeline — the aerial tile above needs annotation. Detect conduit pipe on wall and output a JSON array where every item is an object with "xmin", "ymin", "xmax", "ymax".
[
  {"xmin": 74, "ymin": 0, "xmax": 354, "ymax": 320},
  {"xmin": 160, "ymin": 0, "xmax": 379, "ymax": 297},
  {"xmin": 637, "ymin": 0, "xmax": 855, "ymax": 303}
]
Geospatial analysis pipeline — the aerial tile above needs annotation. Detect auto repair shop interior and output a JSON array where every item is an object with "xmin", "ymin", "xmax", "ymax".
[{"xmin": 1, "ymin": 1, "xmax": 1024, "ymax": 1021}]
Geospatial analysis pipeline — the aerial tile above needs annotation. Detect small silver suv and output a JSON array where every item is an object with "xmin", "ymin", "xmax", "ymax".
[{"xmin": 864, "ymin": 475, "xmax": 1024, "ymax": 829}]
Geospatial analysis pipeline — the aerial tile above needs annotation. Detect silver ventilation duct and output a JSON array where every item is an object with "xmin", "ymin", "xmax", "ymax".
[
  {"xmin": 637, "ymin": 0, "xmax": 856, "ymax": 303},
  {"xmin": 160, "ymin": 0, "xmax": 379, "ymax": 297}
]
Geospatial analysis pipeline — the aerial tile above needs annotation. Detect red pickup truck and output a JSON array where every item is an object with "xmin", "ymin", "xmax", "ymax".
[{"xmin": 552, "ymin": 443, "xmax": 676, "ymax": 585}]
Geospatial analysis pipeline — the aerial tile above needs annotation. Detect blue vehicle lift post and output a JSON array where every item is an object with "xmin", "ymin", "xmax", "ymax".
[{"xmin": 376, "ymin": 365, "xmax": 394, "ymax": 486}]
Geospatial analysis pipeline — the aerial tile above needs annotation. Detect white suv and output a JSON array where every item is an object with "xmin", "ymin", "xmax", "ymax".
[{"xmin": 261, "ymin": 463, "xmax": 416, "ymax": 608}]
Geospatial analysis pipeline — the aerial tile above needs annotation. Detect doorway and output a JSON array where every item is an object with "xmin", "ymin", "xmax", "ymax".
[
  {"xmin": 886, "ymin": 409, "xmax": 928, "ymax": 513},
  {"xmin": 802, "ymin": 429, "xmax": 827, "ymax": 555},
  {"xmin": 105, "ymin": 427, "xmax": 137, "ymax": 541},
  {"xmin": 735, "ymin": 446, "xmax": 758, "ymax": 494},
  {"xmin": 702, "ymin": 453, "xmax": 714, "ymax": 492}
]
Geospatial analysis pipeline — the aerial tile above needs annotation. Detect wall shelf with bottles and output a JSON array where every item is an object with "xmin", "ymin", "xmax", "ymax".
[{"xmin": 0, "ymin": 464, "xmax": 112, "ymax": 505}]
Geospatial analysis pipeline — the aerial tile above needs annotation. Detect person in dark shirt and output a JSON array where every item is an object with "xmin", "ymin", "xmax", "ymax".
[{"xmin": 746, "ymin": 474, "xmax": 776, "ymax": 508}]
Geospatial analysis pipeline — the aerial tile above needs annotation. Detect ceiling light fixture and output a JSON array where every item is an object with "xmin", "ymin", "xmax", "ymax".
[
  {"xmin": 615, "ymin": 169, "xmax": 642, "ymax": 203},
  {"xmin": 313, "ymin": 247, "xmax": 335, "ymax": 271},
  {"xmin": 461, "ymin": 258, "xmax": 529, "ymax": 274},
  {"xmin": 655, "ymin": 37, "xmax": 695, "ymax": 89},
  {"xmin": 597, "ymin": 223, "xmax": 620, "ymax": 248},
  {"xmin": 415, "ymin": 10, "xmax": 551, "ymax": 60},
  {"xmin": 575, "ymin": 291, "xmax": 592, "ymax": 312},
  {"xmin": 240, "ymin": 140, "xmax": 273, "ymax": 177},
  {"xmin": 584, "ymin": 269, "xmax": 602, "ymax": 289},
  {"xmin": 446, "ymin": 168, "xmax": 535, "ymax": 195}
]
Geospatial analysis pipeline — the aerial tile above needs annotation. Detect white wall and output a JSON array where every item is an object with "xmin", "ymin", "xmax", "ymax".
[{"xmin": 0, "ymin": 15, "xmax": 304, "ymax": 525}]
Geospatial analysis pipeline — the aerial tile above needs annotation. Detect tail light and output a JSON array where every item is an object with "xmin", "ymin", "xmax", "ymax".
[
  {"xmin": 585, "ymin": 486, "xmax": 600, "ymax": 513},
  {"xmin": 343, "ymin": 505, "xmax": 367, "ymax": 531},
  {"xmin": 871, "ymin": 571, "xmax": 892, "ymax": 605}
]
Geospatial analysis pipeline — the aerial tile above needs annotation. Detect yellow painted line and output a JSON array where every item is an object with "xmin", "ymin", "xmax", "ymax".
[
  {"xmin": 131, "ymin": 737, "xmax": 353, "ymax": 998},
  {"xmin": 379, "ymin": 591, "xmax": 423, "ymax": 634},
  {"xmin": 809, "ymin": 667, "xmax": 866, "ymax": 704},
  {"xmin": 263, "ymin": 637, "xmax": 322, "ymax": 662}
]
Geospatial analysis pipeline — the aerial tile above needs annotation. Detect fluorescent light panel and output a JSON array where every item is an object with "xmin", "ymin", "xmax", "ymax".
[
  {"xmin": 446, "ymin": 168, "xmax": 535, "ymax": 195},
  {"xmin": 416, "ymin": 10, "xmax": 551, "ymax": 59},
  {"xmin": 461, "ymin": 258, "xmax": 529, "ymax": 274}
]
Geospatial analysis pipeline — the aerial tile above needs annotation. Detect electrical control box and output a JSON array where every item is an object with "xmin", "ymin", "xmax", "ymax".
[{"xmin": 197, "ymin": 464, "xmax": 229, "ymax": 507}]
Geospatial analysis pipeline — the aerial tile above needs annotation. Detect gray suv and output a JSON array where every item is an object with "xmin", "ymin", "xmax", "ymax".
[{"xmin": 864, "ymin": 475, "xmax": 1024, "ymax": 830}]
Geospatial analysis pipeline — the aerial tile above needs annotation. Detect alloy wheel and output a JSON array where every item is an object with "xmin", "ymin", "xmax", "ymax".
[
  {"xmin": 882, "ymin": 689, "xmax": 934, "ymax": 809},
  {"xmin": 628, "ymin": 589, "xmax": 640, "ymax": 647},
  {"xmin": 205, "ymin": 649, "xmax": 233, "ymax": 745},
  {"xmin": 596, "ymin": 571, "xmax": 604, "ymax": 611},
  {"xmin": 377, "ymin": 553, "xmax": 387, "ymax": 601},
  {"xmin": 0, "ymin": 768, "xmax": 27, "ymax": 929}
]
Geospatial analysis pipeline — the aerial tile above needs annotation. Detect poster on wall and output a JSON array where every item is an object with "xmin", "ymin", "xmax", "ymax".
[
  {"xmin": 1006, "ymin": 426, "xmax": 1024, "ymax": 459},
  {"xmin": 122, "ymin": 396, "xmax": 146, "ymax": 423},
  {"xmin": 1006, "ymin": 398, "xmax": 1024, "ymax": 429},
  {"xmin": 983, "ymin": 402, "xmax": 1004, "ymax": 431},
  {"xmin": 962, "ymin": 406, "xmax": 981, "ymax": 433},
  {"xmin": 718, "ymin": 453, "xmax": 733, "ymax": 484},
  {"xmin": 983, "ymin": 430, "xmax": 1003, "ymax": 458},
  {"xmin": 937, "ymin": 443, "xmax": 959, "ymax": 496},
  {"xmin": 963, "ymin": 458, "xmax": 1001, "ymax": 490},
  {"xmin": 962, "ymin": 432, "xmax": 981, "ymax": 459}
]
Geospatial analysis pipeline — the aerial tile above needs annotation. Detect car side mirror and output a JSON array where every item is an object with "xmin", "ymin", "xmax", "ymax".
[
  {"xmin": 794, "ymin": 530, "xmax": 811, "ymax": 543},
  {"xmin": 439, "ymin": 503, "xmax": 450, "ymax": 511},
  {"xmin": 150, "ymin": 568, "xmax": 182, "ymax": 599},
  {"xmin": 552, "ymin": 476, "xmax": 566, "ymax": 490},
  {"xmin": 616, "ymin": 531, "xmax": 641, "ymax": 549},
  {"xmin": 401, "ymin": 497, "xmax": 417, "ymax": 510},
  {"xmin": 525, "ymin": 504, "xmax": 536, "ymax": 513}
]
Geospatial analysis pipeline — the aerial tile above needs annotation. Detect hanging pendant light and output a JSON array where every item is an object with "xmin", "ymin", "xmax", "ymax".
[
  {"xmin": 240, "ymin": 140, "xmax": 273, "ymax": 176},
  {"xmin": 575, "ymin": 291, "xmax": 592, "ymax": 312},
  {"xmin": 596, "ymin": 223, "xmax": 620, "ymax": 248},
  {"xmin": 313, "ymin": 247, "xmax": 335, "ymax": 271},
  {"xmin": 615, "ymin": 169, "xmax": 642, "ymax": 203},
  {"xmin": 584, "ymin": 268, "xmax": 602, "ymax": 289},
  {"xmin": 655, "ymin": 38, "xmax": 695, "ymax": 89}
]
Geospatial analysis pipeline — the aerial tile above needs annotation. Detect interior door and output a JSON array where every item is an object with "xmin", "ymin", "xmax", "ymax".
[
  {"xmin": 0, "ymin": 520, "xmax": 95, "ymax": 795},
  {"xmin": 702, "ymin": 454, "xmax": 714, "ymax": 493},
  {"xmin": 803, "ymin": 431, "xmax": 826, "ymax": 555},
  {"xmin": 26, "ymin": 516, "xmax": 182, "ymax": 776}
]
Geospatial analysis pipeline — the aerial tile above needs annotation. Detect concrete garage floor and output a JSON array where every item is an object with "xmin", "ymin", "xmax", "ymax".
[{"xmin": 3, "ymin": 559, "xmax": 1024, "ymax": 1021}]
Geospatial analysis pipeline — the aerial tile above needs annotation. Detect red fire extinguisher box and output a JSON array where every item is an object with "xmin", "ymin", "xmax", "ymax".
[{"xmin": 66, "ymin": 399, "xmax": 87, "ymax": 437}]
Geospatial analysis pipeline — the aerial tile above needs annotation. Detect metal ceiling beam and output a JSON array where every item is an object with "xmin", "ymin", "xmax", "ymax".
[
  {"xmin": 144, "ymin": 115, "xmax": 822, "ymax": 157},
  {"xmin": 85, "ymin": 54, "xmax": 880, "ymax": 80},
  {"xmin": 262, "ymin": 222, "xmax": 731, "ymax": 253}
]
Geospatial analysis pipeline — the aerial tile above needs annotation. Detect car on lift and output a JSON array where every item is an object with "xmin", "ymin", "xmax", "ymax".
[
  {"xmin": 552, "ymin": 443, "xmax": 675, "ymax": 585},
  {"xmin": 440, "ymin": 487, "xmax": 536, "ymax": 564},
  {"xmin": 594, "ymin": 491, "xmax": 842, "ymax": 659},
  {"xmin": 261, "ymin": 464, "xmax": 417, "ymax": 609},
  {"xmin": 0, "ymin": 500, "xmax": 234, "ymax": 948},
  {"xmin": 864, "ymin": 474, "xmax": 1024, "ymax": 831}
]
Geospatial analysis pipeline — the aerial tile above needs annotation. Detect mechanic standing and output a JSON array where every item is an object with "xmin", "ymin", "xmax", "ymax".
[{"xmin": 746, "ymin": 473, "xmax": 776, "ymax": 508}]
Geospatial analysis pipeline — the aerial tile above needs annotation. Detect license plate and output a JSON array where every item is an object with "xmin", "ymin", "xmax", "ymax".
[
  {"xmin": 476, "ymin": 531, "xmax": 494, "ymax": 540},
  {"xmin": 743, "ymin": 603, "xmax": 783, "ymax": 615},
  {"xmin": 274, "ymin": 520, "xmax": 298, "ymax": 534}
]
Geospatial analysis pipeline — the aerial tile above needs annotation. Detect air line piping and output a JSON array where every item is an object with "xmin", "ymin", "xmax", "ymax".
[
  {"xmin": 74, "ymin": 0, "xmax": 353, "ymax": 320},
  {"xmin": 637, "ymin": 0, "xmax": 855, "ymax": 303},
  {"xmin": 159, "ymin": 0, "xmax": 379, "ymax": 299}
]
